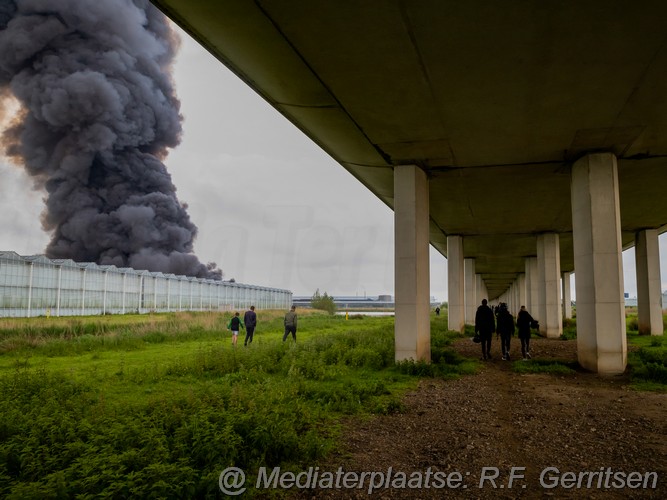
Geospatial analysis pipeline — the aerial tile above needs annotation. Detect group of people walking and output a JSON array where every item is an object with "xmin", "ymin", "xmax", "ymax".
[
  {"xmin": 229, "ymin": 300, "xmax": 533, "ymax": 358},
  {"xmin": 474, "ymin": 299, "xmax": 535, "ymax": 361},
  {"xmin": 226, "ymin": 305, "xmax": 299, "ymax": 346}
]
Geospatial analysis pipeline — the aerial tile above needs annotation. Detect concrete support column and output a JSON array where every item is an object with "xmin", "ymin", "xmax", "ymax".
[
  {"xmin": 475, "ymin": 274, "xmax": 483, "ymax": 307},
  {"xmin": 635, "ymin": 229, "xmax": 664, "ymax": 336},
  {"xmin": 464, "ymin": 258, "xmax": 476, "ymax": 324},
  {"xmin": 571, "ymin": 153, "xmax": 626, "ymax": 374},
  {"xmin": 394, "ymin": 165, "xmax": 431, "ymax": 362},
  {"xmin": 472, "ymin": 274, "xmax": 488, "ymax": 312},
  {"xmin": 517, "ymin": 273, "xmax": 526, "ymax": 313},
  {"xmin": 537, "ymin": 233, "xmax": 562, "ymax": 338},
  {"xmin": 525, "ymin": 257, "xmax": 538, "ymax": 317},
  {"xmin": 447, "ymin": 235, "xmax": 465, "ymax": 333},
  {"xmin": 562, "ymin": 272, "xmax": 573, "ymax": 319}
]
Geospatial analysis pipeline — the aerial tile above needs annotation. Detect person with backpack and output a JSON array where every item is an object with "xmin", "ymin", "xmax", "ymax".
[
  {"xmin": 516, "ymin": 305, "xmax": 534, "ymax": 359},
  {"xmin": 495, "ymin": 303, "xmax": 515, "ymax": 360},
  {"xmin": 227, "ymin": 311, "xmax": 244, "ymax": 347}
]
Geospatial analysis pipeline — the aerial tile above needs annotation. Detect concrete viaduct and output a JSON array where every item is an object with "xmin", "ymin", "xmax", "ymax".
[{"xmin": 151, "ymin": 0, "xmax": 667, "ymax": 375}]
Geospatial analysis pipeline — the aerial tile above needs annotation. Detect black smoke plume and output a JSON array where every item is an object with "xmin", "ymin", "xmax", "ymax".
[{"xmin": 0, "ymin": 0, "xmax": 222, "ymax": 279}]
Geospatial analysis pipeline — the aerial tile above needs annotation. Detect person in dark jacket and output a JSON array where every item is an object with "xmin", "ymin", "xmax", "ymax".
[
  {"xmin": 243, "ymin": 305, "xmax": 257, "ymax": 346},
  {"xmin": 283, "ymin": 305, "xmax": 298, "ymax": 342},
  {"xmin": 495, "ymin": 303, "xmax": 515, "ymax": 360},
  {"xmin": 516, "ymin": 305, "xmax": 534, "ymax": 359},
  {"xmin": 474, "ymin": 299, "xmax": 495, "ymax": 360}
]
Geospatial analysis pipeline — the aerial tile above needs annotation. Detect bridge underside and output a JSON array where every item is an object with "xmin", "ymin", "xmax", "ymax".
[{"xmin": 152, "ymin": 0, "xmax": 667, "ymax": 373}]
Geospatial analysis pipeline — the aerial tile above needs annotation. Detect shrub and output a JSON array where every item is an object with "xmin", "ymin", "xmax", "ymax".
[{"xmin": 311, "ymin": 289, "xmax": 337, "ymax": 315}]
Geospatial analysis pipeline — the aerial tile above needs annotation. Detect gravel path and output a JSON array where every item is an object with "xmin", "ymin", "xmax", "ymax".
[{"xmin": 293, "ymin": 337, "xmax": 666, "ymax": 499}]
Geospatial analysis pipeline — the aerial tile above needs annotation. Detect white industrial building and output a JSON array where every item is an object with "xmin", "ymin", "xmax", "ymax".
[{"xmin": 0, "ymin": 251, "xmax": 291, "ymax": 318}]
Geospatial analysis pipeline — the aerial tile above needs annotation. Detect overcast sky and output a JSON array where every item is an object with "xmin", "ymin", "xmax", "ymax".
[{"xmin": 1, "ymin": 22, "xmax": 667, "ymax": 302}]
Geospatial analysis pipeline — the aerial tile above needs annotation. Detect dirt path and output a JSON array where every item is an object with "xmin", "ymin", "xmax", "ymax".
[{"xmin": 294, "ymin": 337, "xmax": 667, "ymax": 499}]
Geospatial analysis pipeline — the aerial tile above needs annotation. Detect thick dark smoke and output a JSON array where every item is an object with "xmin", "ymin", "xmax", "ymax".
[{"xmin": 0, "ymin": 0, "xmax": 222, "ymax": 279}]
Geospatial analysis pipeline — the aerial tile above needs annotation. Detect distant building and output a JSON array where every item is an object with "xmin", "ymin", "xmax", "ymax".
[
  {"xmin": 292, "ymin": 294, "xmax": 440, "ymax": 309},
  {"xmin": 293, "ymin": 295, "xmax": 393, "ymax": 309},
  {"xmin": 624, "ymin": 292, "xmax": 667, "ymax": 308}
]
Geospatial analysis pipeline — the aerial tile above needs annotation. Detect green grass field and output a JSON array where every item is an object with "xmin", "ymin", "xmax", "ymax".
[
  {"xmin": 0, "ymin": 311, "xmax": 473, "ymax": 498},
  {"xmin": 1, "ymin": 310, "xmax": 665, "ymax": 497}
]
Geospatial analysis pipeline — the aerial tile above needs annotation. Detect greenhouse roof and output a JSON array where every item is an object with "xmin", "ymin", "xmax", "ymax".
[{"xmin": 0, "ymin": 252, "xmax": 289, "ymax": 292}]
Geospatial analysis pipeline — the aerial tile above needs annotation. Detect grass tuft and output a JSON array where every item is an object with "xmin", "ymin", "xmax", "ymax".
[{"xmin": 511, "ymin": 358, "xmax": 578, "ymax": 375}]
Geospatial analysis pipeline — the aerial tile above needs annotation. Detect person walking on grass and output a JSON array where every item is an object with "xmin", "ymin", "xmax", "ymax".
[
  {"xmin": 516, "ymin": 305, "xmax": 534, "ymax": 360},
  {"xmin": 243, "ymin": 305, "xmax": 257, "ymax": 346},
  {"xmin": 227, "ymin": 311, "xmax": 244, "ymax": 347},
  {"xmin": 495, "ymin": 302, "xmax": 515, "ymax": 361},
  {"xmin": 283, "ymin": 305, "xmax": 298, "ymax": 342},
  {"xmin": 474, "ymin": 298, "xmax": 495, "ymax": 360}
]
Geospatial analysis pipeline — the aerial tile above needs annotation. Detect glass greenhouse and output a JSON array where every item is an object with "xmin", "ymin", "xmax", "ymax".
[{"xmin": 0, "ymin": 251, "xmax": 292, "ymax": 317}]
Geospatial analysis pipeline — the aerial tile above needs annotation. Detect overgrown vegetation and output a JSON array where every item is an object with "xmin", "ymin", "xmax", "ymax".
[
  {"xmin": 627, "ymin": 330, "xmax": 667, "ymax": 391},
  {"xmin": 560, "ymin": 317, "xmax": 577, "ymax": 340},
  {"xmin": 626, "ymin": 313, "xmax": 639, "ymax": 333},
  {"xmin": 624, "ymin": 311, "xmax": 667, "ymax": 335},
  {"xmin": 497, "ymin": 312, "xmax": 667, "ymax": 388},
  {"xmin": 0, "ymin": 311, "xmax": 474, "ymax": 497},
  {"xmin": 396, "ymin": 317, "xmax": 478, "ymax": 378}
]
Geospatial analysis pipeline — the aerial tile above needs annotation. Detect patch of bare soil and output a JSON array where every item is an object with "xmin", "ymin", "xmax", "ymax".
[{"xmin": 293, "ymin": 337, "xmax": 666, "ymax": 499}]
